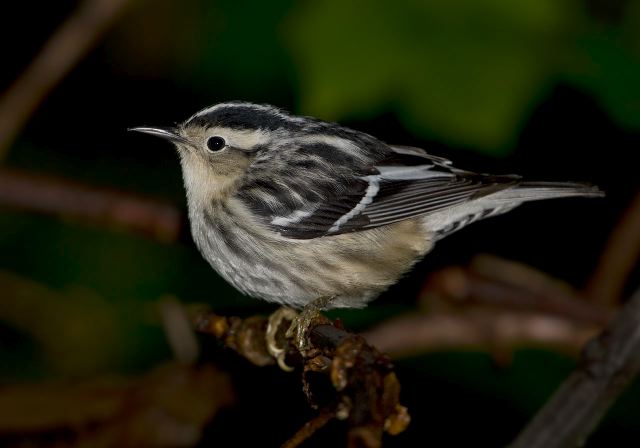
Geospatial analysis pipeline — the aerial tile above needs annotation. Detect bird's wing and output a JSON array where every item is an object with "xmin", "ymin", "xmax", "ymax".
[{"xmin": 239, "ymin": 143, "xmax": 519, "ymax": 239}]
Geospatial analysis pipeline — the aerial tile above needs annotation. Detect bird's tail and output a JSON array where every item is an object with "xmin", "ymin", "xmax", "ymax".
[
  {"xmin": 503, "ymin": 181, "xmax": 605, "ymax": 202},
  {"xmin": 430, "ymin": 181, "xmax": 602, "ymax": 240}
]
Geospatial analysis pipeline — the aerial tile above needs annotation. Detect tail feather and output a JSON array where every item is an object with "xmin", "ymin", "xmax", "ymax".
[
  {"xmin": 496, "ymin": 181, "xmax": 604, "ymax": 202},
  {"xmin": 430, "ymin": 181, "xmax": 603, "ymax": 240}
]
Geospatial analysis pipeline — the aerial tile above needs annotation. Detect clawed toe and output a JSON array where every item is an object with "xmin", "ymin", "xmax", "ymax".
[
  {"xmin": 286, "ymin": 296, "xmax": 336, "ymax": 355},
  {"xmin": 266, "ymin": 307, "xmax": 298, "ymax": 371},
  {"xmin": 286, "ymin": 309, "xmax": 320, "ymax": 354},
  {"xmin": 266, "ymin": 297, "xmax": 336, "ymax": 368}
]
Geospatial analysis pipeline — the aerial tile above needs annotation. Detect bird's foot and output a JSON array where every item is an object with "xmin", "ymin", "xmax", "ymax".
[
  {"xmin": 266, "ymin": 307, "xmax": 298, "ymax": 371},
  {"xmin": 286, "ymin": 296, "xmax": 336, "ymax": 356}
]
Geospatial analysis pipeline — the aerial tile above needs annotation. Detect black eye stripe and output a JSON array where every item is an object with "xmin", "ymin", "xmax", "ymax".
[{"xmin": 206, "ymin": 136, "xmax": 226, "ymax": 152}]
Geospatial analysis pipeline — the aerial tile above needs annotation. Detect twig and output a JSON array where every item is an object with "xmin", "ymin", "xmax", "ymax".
[
  {"xmin": 0, "ymin": 168, "xmax": 182, "ymax": 241},
  {"xmin": 159, "ymin": 296, "xmax": 200, "ymax": 365},
  {"xmin": 509, "ymin": 285, "xmax": 640, "ymax": 448},
  {"xmin": 194, "ymin": 310, "xmax": 410, "ymax": 448},
  {"xmin": 585, "ymin": 191, "xmax": 640, "ymax": 306},
  {"xmin": 281, "ymin": 407, "xmax": 335, "ymax": 448},
  {"xmin": 362, "ymin": 310, "xmax": 600, "ymax": 359},
  {"xmin": 0, "ymin": 0, "xmax": 132, "ymax": 157},
  {"xmin": 421, "ymin": 256, "xmax": 615, "ymax": 326}
]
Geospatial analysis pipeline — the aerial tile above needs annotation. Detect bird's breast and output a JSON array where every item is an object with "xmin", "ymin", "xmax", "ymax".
[{"xmin": 190, "ymin": 199, "xmax": 433, "ymax": 308}]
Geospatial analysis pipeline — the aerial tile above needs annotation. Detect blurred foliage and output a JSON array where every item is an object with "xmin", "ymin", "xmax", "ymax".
[
  {"xmin": 286, "ymin": 0, "xmax": 578, "ymax": 152},
  {"xmin": 0, "ymin": 362, "xmax": 232, "ymax": 446},
  {"xmin": 284, "ymin": 0, "xmax": 640, "ymax": 152},
  {"xmin": 564, "ymin": 3, "xmax": 640, "ymax": 130},
  {"xmin": 107, "ymin": 0, "xmax": 297, "ymax": 103},
  {"xmin": 106, "ymin": 0, "xmax": 640, "ymax": 154}
]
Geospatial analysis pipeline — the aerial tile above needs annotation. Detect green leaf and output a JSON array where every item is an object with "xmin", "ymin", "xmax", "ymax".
[
  {"xmin": 563, "ymin": 1, "xmax": 640, "ymax": 130},
  {"xmin": 284, "ymin": 0, "xmax": 583, "ymax": 153}
]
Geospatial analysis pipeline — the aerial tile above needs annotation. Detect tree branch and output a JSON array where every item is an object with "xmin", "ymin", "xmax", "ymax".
[
  {"xmin": 585, "ymin": 191, "xmax": 640, "ymax": 306},
  {"xmin": 0, "ymin": 0, "xmax": 132, "ymax": 157},
  {"xmin": 421, "ymin": 255, "xmax": 614, "ymax": 326},
  {"xmin": 510, "ymin": 285, "xmax": 640, "ymax": 448},
  {"xmin": 194, "ymin": 309, "xmax": 410, "ymax": 448},
  {"xmin": 0, "ymin": 168, "xmax": 182, "ymax": 241},
  {"xmin": 363, "ymin": 310, "xmax": 600, "ymax": 360}
]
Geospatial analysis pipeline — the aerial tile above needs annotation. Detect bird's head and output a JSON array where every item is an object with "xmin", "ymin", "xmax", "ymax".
[{"xmin": 131, "ymin": 102, "xmax": 304, "ymax": 203}]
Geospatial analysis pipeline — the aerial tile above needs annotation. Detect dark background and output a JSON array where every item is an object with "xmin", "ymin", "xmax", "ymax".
[{"xmin": 1, "ymin": 0, "xmax": 639, "ymax": 446}]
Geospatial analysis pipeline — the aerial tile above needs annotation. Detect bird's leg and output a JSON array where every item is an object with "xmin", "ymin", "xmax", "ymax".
[
  {"xmin": 266, "ymin": 307, "xmax": 298, "ymax": 371},
  {"xmin": 286, "ymin": 296, "xmax": 336, "ymax": 355}
]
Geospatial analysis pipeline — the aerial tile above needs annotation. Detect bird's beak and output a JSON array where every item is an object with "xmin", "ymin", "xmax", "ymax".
[{"xmin": 129, "ymin": 126, "xmax": 191, "ymax": 146}]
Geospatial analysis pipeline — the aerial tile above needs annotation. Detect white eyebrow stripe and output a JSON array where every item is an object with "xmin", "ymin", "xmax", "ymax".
[
  {"xmin": 328, "ymin": 176, "xmax": 380, "ymax": 233},
  {"xmin": 209, "ymin": 127, "xmax": 273, "ymax": 149}
]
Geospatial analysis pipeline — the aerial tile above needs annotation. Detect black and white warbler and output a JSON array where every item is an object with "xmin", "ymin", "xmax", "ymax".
[{"xmin": 132, "ymin": 102, "xmax": 603, "ymax": 310}]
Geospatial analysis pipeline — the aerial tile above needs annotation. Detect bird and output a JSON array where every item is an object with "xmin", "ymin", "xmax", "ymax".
[{"xmin": 131, "ymin": 101, "xmax": 603, "ymax": 316}]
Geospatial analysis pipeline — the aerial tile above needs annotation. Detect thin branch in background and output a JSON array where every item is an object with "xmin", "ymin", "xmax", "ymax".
[
  {"xmin": 363, "ymin": 310, "xmax": 600, "ymax": 360},
  {"xmin": 420, "ymin": 255, "xmax": 614, "ymax": 326},
  {"xmin": 0, "ymin": 0, "xmax": 132, "ymax": 158},
  {"xmin": 585, "ymin": 191, "xmax": 640, "ymax": 306},
  {"xmin": 0, "ymin": 168, "xmax": 182, "ymax": 241},
  {"xmin": 510, "ymin": 285, "xmax": 640, "ymax": 448},
  {"xmin": 363, "ymin": 253, "xmax": 616, "ymax": 362},
  {"xmin": 159, "ymin": 296, "xmax": 200, "ymax": 365},
  {"xmin": 469, "ymin": 254, "xmax": 582, "ymax": 302}
]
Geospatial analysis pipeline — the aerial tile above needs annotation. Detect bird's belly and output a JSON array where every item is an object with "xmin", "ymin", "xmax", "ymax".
[{"xmin": 193, "ymin": 212, "xmax": 432, "ymax": 309}]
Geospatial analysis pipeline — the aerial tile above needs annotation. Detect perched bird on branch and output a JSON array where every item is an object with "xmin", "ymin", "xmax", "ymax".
[{"xmin": 132, "ymin": 102, "xmax": 603, "ymax": 313}]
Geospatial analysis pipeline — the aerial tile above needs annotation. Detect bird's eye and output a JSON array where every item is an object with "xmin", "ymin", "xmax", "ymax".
[{"xmin": 206, "ymin": 136, "xmax": 226, "ymax": 152}]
